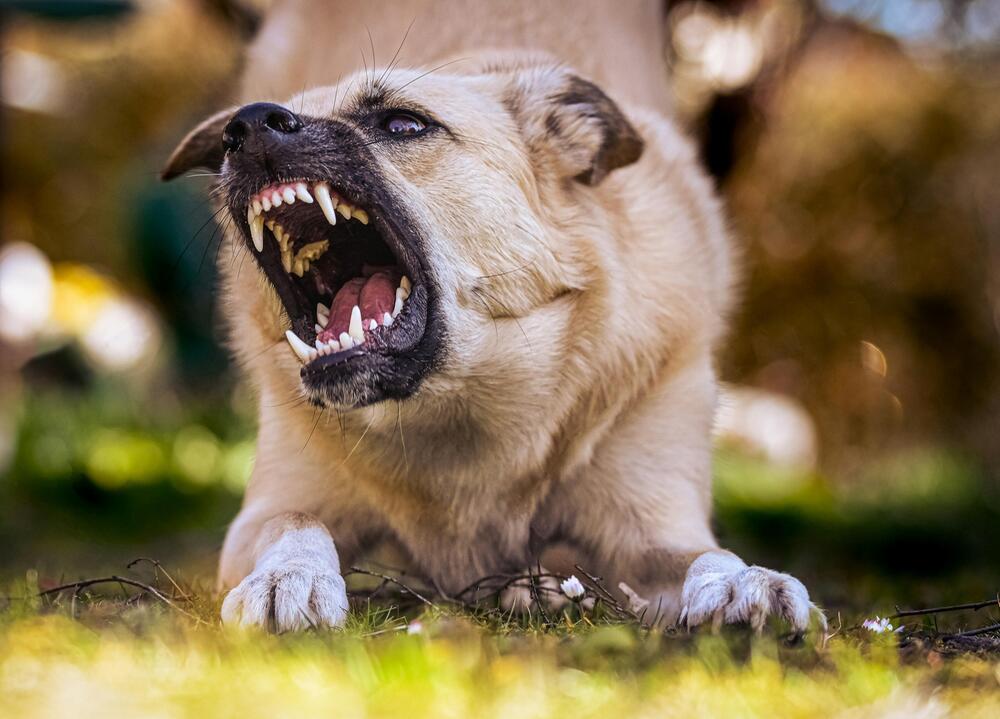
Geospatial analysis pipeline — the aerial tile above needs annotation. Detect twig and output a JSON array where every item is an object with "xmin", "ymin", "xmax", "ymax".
[
  {"xmin": 346, "ymin": 567, "xmax": 435, "ymax": 607},
  {"xmin": 892, "ymin": 597, "xmax": 1000, "ymax": 619},
  {"xmin": 126, "ymin": 558, "xmax": 192, "ymax": 600},
  {"xmin": 948, "ymin": 622, "xmax": 1000, "ymax": 638},
  {"xmin": 38, "ymin": 576, "xmax": 209, "ymax": 625}
]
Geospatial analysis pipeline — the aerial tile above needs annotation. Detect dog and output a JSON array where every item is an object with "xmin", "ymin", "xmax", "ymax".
[{"xmin": 162, "ymin": 0, "xmax": 822, "ymax": 633}]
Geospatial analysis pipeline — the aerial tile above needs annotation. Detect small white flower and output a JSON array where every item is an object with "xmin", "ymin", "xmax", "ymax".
[
  {"xmin": 560, "ymin": 575, "xmax": 585, "ymax": 600},
  {"xmin": 861, "ymin": 616, "xmax": 894, "ymax": 634},
  {"xmin": 406, "ymin": 620, "xmax": 423, "ymax": 635}
]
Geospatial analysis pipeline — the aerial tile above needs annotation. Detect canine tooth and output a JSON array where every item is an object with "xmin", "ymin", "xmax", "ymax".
[
  {"xmin": 314, "ymin": 183, "xmax": 338, "ymax": 225},
  {"xmin": 349, "ymin": 305, "xmax": 364, "ymax": 341},
  {"xmin": 250, "ymin": 214, "xmax": 264, "ymax": 252},
  {"xmin": 262, "ymin": 195, "xmax": 272, "ymax": 212},
  {"xmin": 382, "ymin": 312, "xmax": 393, "ymax": 326},
  {"xmin": 392, "ymin": 290, "xmax": 404, "ymax": 317},
  {"xmin": 337, "ymin": 203, "xmax": 352, "ymax": 220},
  {"xmin": 295, "ymin": 183, "xmax": 314, "ymax": 203},
  {"xmin": 339, "ymin": 332, "xmax": 354, "ymax": 349},
  {"xmin": 282, "ymin": 187, "xmax": 296, "ymax": 204},
  {"xmin": 271, "ymin": 191, "xmax": 283, "ymax": 207},
  {"xmin": 400, "ymin": 275, "xmax": 412, "ymax": 294},
  {"xmin": 285, "ymin": 330, "xmax": 314, "ymax": 363},
  {"xmin": 252, "ymin": 199, "xmax": 263, "ymax": 215},
  {"xmin": 353, "ymin": 208, "xmax": 369, "ymax": 225},
  {"xmin": 368, "ymin": 319, "xmax": 377, "ymax": 331}
]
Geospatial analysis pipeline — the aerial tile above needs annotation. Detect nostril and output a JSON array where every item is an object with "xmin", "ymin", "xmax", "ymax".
[
  {"xmin": 265, "ymin": 109, "xmax": 302, "ymax": 134},
  {"xmin": 222, "ymin": 118, "xmax": 247, "ymax": 153}
]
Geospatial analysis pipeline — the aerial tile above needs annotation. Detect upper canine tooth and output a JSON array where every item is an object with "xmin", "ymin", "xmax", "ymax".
[
  {"xmin": 285, "ymin": 330, "xmax": 314, "ymax": 364},
  {"xmin": 348, "ymin": 305, "xmax": 364, "ymax": 341},
  {"xmin": 250, "ymin": 214, "xmax": 264, "ymax": 252},
  {"xmin": 282, "ymin": 187, "xmax": 296, "ymax": 204},
  {"xmin": 314, "ymin": 183, "xmax": 338, "ymax": 226},
  {"xmin": 295, "ymin": 183, "xmax": 314, "ymax": 203},
  {"xmin": 336, "ymin": 203, "xmax": 352, "ymax": 220},
  {"xmin": 353, "ymin": 208, "xmax": 369, "ymax": 225},
  {"xmin": 271, "ymin": 191, "xmax": 283, "ymax": 207},
  {"xmin": 400, "ymin": 275, "xmax": 412, "ymax": 294}
]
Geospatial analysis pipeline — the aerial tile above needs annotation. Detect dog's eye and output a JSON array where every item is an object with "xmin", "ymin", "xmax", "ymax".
[{"xmin": 381, "ymin": 113, "xmax": 426, "ymax": 136}]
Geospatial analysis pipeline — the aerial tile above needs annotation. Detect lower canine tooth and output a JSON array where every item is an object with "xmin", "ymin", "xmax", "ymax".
[
  {"xmin": 348, "ymin": 305, "xmax": 364, "ymax": 341},
  {"xmin": 285, "ymin": 330, "xmax": 314, "ymax": 363}
]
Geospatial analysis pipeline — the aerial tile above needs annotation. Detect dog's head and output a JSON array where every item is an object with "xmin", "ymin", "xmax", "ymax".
[{"xmin": 164, "ymin": 56, "xmax": 644, "ymax": 409}]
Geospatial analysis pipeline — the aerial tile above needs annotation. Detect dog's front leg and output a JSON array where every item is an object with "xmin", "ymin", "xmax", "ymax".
[{"xmin": 220, "ymin": 511, "xmax": 349, "ymax": 632}]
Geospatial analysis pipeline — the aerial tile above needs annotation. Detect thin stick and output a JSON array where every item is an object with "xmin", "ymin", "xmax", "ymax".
[
  {"xmin": 126, "ymin": 558, "xmax": 192, "ymax": 600},
  {"xmin": 949, "ymin": 622, "xmax": 1000, "ymax": 638},
  {"xmin": 346, "ymin": 567, "xmax": 434, "ymax": 607},
  {"xmin": 892, "ymin": 597, "xmax": 1000, "ymax": 619},
  {"xmin": 38, "ymin": 576, "xmax": 208, "ymax": 625}
]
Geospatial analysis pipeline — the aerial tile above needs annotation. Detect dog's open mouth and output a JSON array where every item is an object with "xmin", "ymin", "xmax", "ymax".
[{"xmin": 240, "ymin": 179, "xmax": 426, "ymax": 370}]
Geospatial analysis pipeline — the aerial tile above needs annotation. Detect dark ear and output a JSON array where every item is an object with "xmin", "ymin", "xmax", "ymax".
[
  {"xmin": 509, "ymin": 69, "xmax": 644, "ymax": 186},
  {"xmin": 161, "ymin": 107, "xmax": 236, "ymax": 181}
]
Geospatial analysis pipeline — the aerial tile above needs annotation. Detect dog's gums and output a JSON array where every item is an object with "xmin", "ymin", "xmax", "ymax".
[{"xmin": 244, "ymin": 179, "xmax": 412, "ymax": 365}]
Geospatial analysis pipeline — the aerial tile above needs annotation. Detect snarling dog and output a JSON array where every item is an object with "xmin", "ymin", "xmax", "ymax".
[{"xmin": 163, "ymin": 10, "xmax": 822, "ymax": 634}]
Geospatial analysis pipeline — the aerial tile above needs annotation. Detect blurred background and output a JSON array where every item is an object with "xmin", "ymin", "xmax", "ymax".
[{"xmin": 0, "ymin": 0, "xmax": 997, "ymax": 612}]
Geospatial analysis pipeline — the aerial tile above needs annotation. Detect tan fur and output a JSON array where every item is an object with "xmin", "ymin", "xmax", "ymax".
[{"xmin": 177, "ymin": 0, "xmax": 819, "ymax": 631}]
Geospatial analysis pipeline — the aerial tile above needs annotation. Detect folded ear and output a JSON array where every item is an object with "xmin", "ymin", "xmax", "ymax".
[
  {"xmin": 161, "ymin": 107, "xmax": 236, "ymax": 181},
  {"xmin": 508, "ymin": 69, "xmax": 644, "ymax": 186}
]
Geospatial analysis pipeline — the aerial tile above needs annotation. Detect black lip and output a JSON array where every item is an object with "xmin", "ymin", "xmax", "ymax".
[{"xmin": 218, "ymin": 115, "xmax": 445, "ymax": 406}]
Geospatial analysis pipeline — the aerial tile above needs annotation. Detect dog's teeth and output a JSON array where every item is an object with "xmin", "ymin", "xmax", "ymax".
[
  {"xmin": 295, "ymin": 183, "xmax": 314, "ymax": 203},
  {"xmin": 349, "ymin": 305, "xmax": 364, "ymax": 341},
  {"xmin": 271, "ymin": 191, "xmax": 283, "ymax": 208},
  {"xmin": 339, "ymin": 332, "xmax": 354, "ymax": 349},
  {"xmin": 382, "ymin": 312, "xmax": 393, "ymax": 326},
  {"xmin": 282, "ymin": 187, "xmax": 296, "ymax": 204},
  {"xmin": 353, "ymin": 208, "xmax": 369, "ymax": 225},
  {"xmin": 317, "ymin": 302, "xmax": 330, "ymax": 322},
  {"xmin": 400, "ymin": 275, "xmax": 412, "ymax": 294},
  {"xmin": 314, "ymin": 182, "xmax": 338, "ymax": 226},
  {"xmin": 392, "ymin": 290, "xmax": 404, "ymax": 317},
  {"xmin": 262, "ymin": 195, "xmax": 272, "ymax": 212},
  {"xmin": 252, "ymin": 199, "xmax": 263, "ymax": 215},
  {"xmin": 250, "ymin": 214, "xmax": 264, "ymax": 252},
  {"xmin": 337, "ymin": 202, "xmax": 352, "ymax": 220},
  {"xmin": 315, "ymin": 323, "xmax": 324, "ymax": 334},
  {"xmin": 368, "ymin": 319, "xmax": 377, "ymax": 331},
  {"xmin": 285, "ymin": 330, "xmax": 314, "ymax": 364}
]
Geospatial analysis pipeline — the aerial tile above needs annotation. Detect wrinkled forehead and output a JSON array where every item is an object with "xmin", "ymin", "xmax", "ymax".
[{"xmin": 288, "ymin": 68, "xmax": 506, "ymax": 126}]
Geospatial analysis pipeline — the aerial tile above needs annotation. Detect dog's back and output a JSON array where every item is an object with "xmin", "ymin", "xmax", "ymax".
[{"xmin": 243, "ymin": 0, "xmax": 671, "ymax": 111}]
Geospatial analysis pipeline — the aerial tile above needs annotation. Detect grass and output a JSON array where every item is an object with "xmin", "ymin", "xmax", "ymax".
[{"xmin": 1, "ymin": 565, "xmax": 998, "ymax": 718}]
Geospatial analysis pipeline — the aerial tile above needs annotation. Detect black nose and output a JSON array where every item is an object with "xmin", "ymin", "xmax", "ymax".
[{"xmin": 222, "ymin": 102, "xmax": 302, "ymax": 153}]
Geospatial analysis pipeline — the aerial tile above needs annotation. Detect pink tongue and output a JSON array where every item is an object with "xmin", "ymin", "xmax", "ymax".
[{"xmin": 320, "ymin": 271, "xmax": 399, "ymax": 341}]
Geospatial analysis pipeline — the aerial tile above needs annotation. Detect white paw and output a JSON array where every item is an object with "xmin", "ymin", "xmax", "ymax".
[
  {"xmin": 678, "ymin": 553, "xmax": 825, "ymax": 634},
  {"xmin": 220, "ymin": 526, "xmax": 349, "ymax": 632}
]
